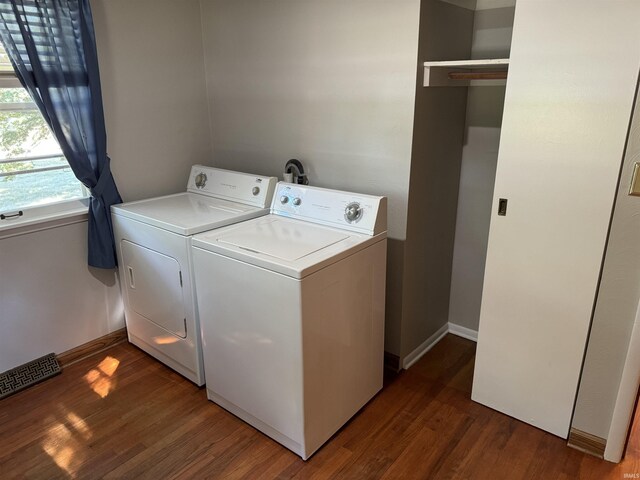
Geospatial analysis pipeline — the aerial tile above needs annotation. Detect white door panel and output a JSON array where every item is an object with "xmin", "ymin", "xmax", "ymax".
[
  {"xmin": 472, "ymin": 0, "xmax": 640, "ymax": 438},
  {"xmin": 121, "ymin": 240, "xmax": 187, "ymax": 338}
]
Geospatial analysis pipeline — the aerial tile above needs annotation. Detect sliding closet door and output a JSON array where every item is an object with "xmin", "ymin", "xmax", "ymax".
[{"xmin": 472, "ymin": 0, "xmax": 640, "ymax": 438}]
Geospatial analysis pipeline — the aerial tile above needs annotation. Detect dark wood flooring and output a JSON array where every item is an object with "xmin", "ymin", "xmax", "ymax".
[{"xmin": 0, "ymin": 335, "xmax": 638, "ymax": 479}]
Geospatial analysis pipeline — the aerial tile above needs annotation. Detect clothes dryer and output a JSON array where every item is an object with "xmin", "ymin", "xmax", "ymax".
[{"xmin": 111, "ymin": 166, "xmax": 276, "ymax": 385}]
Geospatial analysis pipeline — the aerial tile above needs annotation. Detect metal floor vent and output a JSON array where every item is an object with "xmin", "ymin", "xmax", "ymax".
[{"xmin": 0, "ymin": 353, "xmax": 61, "ymax": 400}]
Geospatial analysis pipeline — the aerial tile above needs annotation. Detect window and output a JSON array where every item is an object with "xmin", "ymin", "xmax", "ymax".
[{"xmin": 0, "ymin": 43, "xmax": 87, "ymax": 216}]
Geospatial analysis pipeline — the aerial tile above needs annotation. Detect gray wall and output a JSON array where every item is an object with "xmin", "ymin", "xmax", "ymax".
[
  {"xmin": 448, "ymin": 5, "xmax": 514, "ymax": 332},
  {"xmin": 199, "ymin": 0, "xmax": 422, "ymax": 356},
  {"xmin": 93, "ymin": 0, "xmax": 212, "ymax": 201},
  {"xmin": 199, "ymin": 0, "xmax": 420, "ymax": 239},
  {"xmin": 400, "ymin": 0, "xmax": 473, "ymax": 360},
  {"xmin": 572, "ymin": 87, "xmax": 640, "ymax": 440}
]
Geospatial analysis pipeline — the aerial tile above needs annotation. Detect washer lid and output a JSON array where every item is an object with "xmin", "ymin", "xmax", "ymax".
[
  {"xmin": 111, "ymin": 192, "xmax": 266, "ymax": 236},
  {"xmin": 217, "ymin": 217, "xmax": 349, "ymax": 261},
  {"xmin": 193, "ymin": 215, "xmax": 386, "ymax": 279}
]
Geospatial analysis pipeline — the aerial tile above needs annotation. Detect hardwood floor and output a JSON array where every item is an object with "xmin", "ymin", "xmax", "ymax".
[{"xmin": 0, "ymin": 334, "xmax": 638, "ymax": 479}]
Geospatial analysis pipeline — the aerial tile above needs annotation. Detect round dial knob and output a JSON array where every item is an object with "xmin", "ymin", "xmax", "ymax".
[
  {"xmin": 292, "ymin": 197, "xmax": 302, "ymax": 206},
  {"xmin": 252, "ymin": 186, "xmax": 260, "ymax": 196},
  {"xmin": 195, "ymin": 172, "xmax": 207, "ymax": 189},
  {"xmin": 344, "ymin": 202, "xmax": 363, "ymax": 223},
  {"xmin": 280, "ymin": 195, "xmax": 289, "ymax": 204}
]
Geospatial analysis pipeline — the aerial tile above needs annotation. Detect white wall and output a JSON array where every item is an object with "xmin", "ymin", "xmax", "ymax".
[
  {"xmin": 0, "ymin": 221, "xmax": 123, "ymax": 372},
  {"xmin": 572, "ymin": 88, "xmax": 640, "ymax": 440},
  {"xmin": 0, "ymin": 0, "xmax": 212, "ymax": 372},
  {"xmin": 448, "ymin": 5, "xmax": 514, "ymax": 332}
]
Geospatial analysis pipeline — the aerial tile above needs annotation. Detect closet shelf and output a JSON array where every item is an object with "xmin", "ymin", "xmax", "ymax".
[{"xmin": 423, "ymin": 58, "xmax": 509, "ymax": 87}]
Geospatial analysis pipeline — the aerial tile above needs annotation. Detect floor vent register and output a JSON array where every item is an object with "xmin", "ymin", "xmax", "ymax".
[{"xmin": 0, "ymin": 353, "xmax": 61, "ymax": 400}]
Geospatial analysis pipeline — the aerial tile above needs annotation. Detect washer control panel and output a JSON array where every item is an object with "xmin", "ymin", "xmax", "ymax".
[
  {"xmin": 272, "ymin": 183, "xmax": 387, "ymax": 235},
  {"xmin": 187, "ymin": 165, "xmax": 277, "ymax": 208}
]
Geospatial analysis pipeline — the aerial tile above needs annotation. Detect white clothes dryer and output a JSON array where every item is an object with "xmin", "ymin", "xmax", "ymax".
[
  {"xmin": 111, "ymin": 166, "xmax": 277, "ymax": 385},
  {"xmin": 191, "ymin": 182, "xmax": 387, "ymax": 459}
]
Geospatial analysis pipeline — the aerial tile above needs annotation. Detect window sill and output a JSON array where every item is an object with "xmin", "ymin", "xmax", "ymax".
[{"xmin": 0, "ymin": 197, "xmax": 90, "ymax": 239}]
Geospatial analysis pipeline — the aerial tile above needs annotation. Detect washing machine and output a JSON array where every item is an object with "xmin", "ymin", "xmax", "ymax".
[
  {"xmin": 191, "ymin": 182, "xmax": 387, "ymax": 459},
  {"xmin": 111, "ymin": 166, "xmax": 277, "ymax": 385}
]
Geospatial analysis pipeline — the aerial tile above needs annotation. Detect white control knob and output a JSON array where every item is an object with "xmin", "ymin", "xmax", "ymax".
[
  {"xmin": 344, "ymin": 202, "xmax": 362, "ymax": 223},
  {"xmin": 293, "ymin": 197, "xmax": 302, "ymax": 206},
  {"xmin": 280, "ymin": 195, "xmax": 289, "ymax": 204},
  {"xmin": 195, "ymin": 173, "xmax": 207, "ymax": 189},
  {"xmin": 252, "ymin": 186, "xmax": 260, "ymax": 196}
]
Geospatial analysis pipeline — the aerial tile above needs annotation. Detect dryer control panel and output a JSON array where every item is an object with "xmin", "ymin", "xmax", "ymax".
[
  {"xmin": 187, "ymin": 165, "xmax": 277, "ymax": 208},
  {"xmin": 272, "ymin": 183, "xmax": 387, "ymax": 236}
]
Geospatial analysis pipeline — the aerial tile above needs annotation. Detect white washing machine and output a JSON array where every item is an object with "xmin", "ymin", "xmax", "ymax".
[
  {"xmin": 191, "ymin": 182, "xmax": 387, "ymax": 459},
  {"xmin": 111, "ymin": 166, "xmax": 277, "ymax": 385}
]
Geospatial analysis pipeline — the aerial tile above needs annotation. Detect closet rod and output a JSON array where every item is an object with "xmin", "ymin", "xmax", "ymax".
[{"xmin": 448, "ymin": 71, "xmax": 508, "ymax": 81}]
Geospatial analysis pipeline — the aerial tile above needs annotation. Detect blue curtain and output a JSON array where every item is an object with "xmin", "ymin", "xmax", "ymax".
[{"xmin": 0, "ymin": 0, "xmax": 121, "ymax": 268}]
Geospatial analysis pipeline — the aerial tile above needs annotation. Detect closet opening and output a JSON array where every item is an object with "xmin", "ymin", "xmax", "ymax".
[{"xmin": 425, "ymin": 0, "xmax": 517, "ymax": 340}]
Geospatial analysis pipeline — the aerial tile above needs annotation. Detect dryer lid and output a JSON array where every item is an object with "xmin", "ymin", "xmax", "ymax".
[
  {"xmin": 111, "ymin": 192, "xmax": 265, "ymax": 236},
  {"xmin": 216, "ymin": 217, "xmax": 349, "ymax": 261}
]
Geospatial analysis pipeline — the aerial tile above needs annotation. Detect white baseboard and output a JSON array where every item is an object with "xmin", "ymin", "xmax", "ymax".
[
  {"xmin": 402, "ymin": 323, "xmax": 449, "ymax": 369},
  {"xmin": 448, "ymin": 322, "xmax": 478, "ymax": 342},
  {"xmin": 401, "ymin": 322, "xmax": 479, "ymax": 370}
]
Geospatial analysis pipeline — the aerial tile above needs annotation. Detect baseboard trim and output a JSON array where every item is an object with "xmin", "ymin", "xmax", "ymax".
[
  {"xmin": 57, "ymin": 328, "xmax": 128, "ymax": 367},
  {"xmin": 448, "ymin": 322, "xmax": 478, "ymax": 342},
  {"xmin": 567, "ymin": 428, "xmax": 606, "ymax": 458},
  {"xmin": 402, "ymin": 323, "xmax": 449, "ymax": 370},
  {"xmin": 401, "ymin": 323, "xmax": 479, "ymax": 371}
]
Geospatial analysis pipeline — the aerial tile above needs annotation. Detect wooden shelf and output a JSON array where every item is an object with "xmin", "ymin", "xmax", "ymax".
[{"xmin": 423, "ymin": 58, "xmax": 509, "ymax": 87}]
